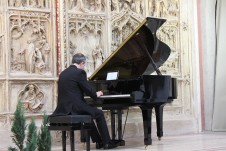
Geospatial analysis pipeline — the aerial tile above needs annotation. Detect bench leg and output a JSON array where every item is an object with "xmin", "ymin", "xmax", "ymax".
[
  {"xmin": 70, "ymin": 130, "xmax": 75, "ymax": 151},
  {"xmin": 86, "ymin": 130, "xmax": 90, "ymax": 151},
  {"xmin": 62, "ymin": 131, "xmax": 66, "ymax": 151}
]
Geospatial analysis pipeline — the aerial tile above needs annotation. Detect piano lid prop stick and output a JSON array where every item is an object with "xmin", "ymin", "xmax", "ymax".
[{"xmin": 133, "ymin": 33, "xmax": 162, "ymax": 76}]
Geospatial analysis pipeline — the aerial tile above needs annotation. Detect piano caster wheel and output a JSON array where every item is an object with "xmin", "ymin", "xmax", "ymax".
[
  {"xmin": 145, "ymin": 145, "xmax": 149, "ymax": 150},
  {"xmin": 158, "ymin": 137, "xmax": 161, "ymax": 141}
]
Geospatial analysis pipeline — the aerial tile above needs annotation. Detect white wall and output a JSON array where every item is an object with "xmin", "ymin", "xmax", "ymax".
[
  {"xmin": 200, "ymin": 0, "xmax": 217, "ymax": 131},
  {"xmin": 212, "ymin": 0, "xmax": 226, "ymax": 131}
]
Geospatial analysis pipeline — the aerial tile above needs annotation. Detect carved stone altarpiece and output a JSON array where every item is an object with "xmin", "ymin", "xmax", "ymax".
[{"xmin": 0, "ymin": 0, "xmax": 199, "ymax": 143}]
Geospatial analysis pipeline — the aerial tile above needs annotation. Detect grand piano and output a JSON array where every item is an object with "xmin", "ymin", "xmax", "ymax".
[{"xmin": 85, "ymin": 17, "xmax": 177, "ymax": 146}]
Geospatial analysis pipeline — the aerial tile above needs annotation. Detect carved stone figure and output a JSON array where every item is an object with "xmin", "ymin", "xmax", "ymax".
[
  {"xmin": 34, "ymin": 48, "xmax": 46, "ymax": 73},
  {"xmin": 92, "ymin": 46, "xmax": 104, "ymax": 69},
  {"xmin": 9, "ymin": 0, "xmax": 16, "ymax": 7},
  {"xmin": 20, "ymin": 84, "xmax": 44, "ymax": 112},
  {"xmin": 37, "ymin": 0, "xmax": 45, "ymax": 8},
  {"xmin": 30, "ymin": 0, "xmax": 37, "ymax": 7},
  {"xmin": 92, "ymin": 0, "xmax": 104, "ymax": 12},
  {"xmin": 111, "ymin": 0, "xmax": 119, "ymax": 13},
  {"xmin": 131, "ymin": 0, "xmax": 143, "ymax": 14},
  {"xmin": 24, "ymin": 40, "xmax": 36, "ymax": 73},
  {"xmin": 69, "ymin": 0, "xmax": 76, "ymax": 9},
  {"xmin": 70, "ymin": 23, "xmax": 103, "ymax": 75},
  {"xmin": 155, "ymin": 0, "xmax": 168, "ymax": 17},
  {"xmin": 73, "ymin": 0, "xmax": 87, "ymax": 12}
]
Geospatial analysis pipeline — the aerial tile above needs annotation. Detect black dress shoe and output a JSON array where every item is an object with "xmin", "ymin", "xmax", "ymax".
[
  {"xmin": 103, "ymin": 141, "xmax": 118, "ymax": 150},
  {"xmin": 96, "ymin": 142, "xmax": 103, "ymax": 149}
]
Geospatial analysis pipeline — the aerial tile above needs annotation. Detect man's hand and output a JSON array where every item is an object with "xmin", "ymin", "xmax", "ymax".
[{"xmin": 96, "ymin": 91, "xmax": 103, "ymax": 97}]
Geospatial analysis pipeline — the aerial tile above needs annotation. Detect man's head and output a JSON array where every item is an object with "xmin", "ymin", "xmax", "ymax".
[{"xmin": 72, "ymin": 53, "xmax": 86, "ymax": 69}]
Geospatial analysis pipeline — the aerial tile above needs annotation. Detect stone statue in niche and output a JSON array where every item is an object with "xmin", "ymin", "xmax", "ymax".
[
  {"xmin": 72, "ymin": 0, "xmax": 87, "ymax": 12},
  {"xmin": 23, "ymin": 40, "xmax": 36, "ymax": 73},
  {"xmin": 69, "ymin": 0, "xmax": 77, "ymax": 9},
  {"xmin": 121, "ymin": 0, "xmax": 130, "ymax": 12},
  {"xmin": 111, "ymin": 0, "xmax": 119, "ymax": 13},
  {"xmin": 155, "ymin": 0, "xmax": 168, "ymax": 17},
  {"xmin": 69, "ymin": 22, "xmax": 104, "ymax": 75},
  {"xmin": 19, "ymin": 84, "xmax": 44, "ymax": 112},
  {"xmin": 10, "ymin": 16, "xmax": 50, "ymax": 74},
  {"xmin": 92, "ymin": 46, "xmax": 104, "ymax": 69},
  {"xmin": 89, "ymin": 0, "xmax": 105, "ymax": 13}
]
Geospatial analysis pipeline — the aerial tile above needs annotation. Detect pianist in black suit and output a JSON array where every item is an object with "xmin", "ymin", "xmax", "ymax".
[{"xmin": 51, "ymin": 53, "xmax": 117, "ymax": 149}]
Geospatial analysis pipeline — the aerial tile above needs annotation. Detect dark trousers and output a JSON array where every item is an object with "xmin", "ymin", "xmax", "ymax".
[
  {"xmin": 78, "ymin": 105, "xmax": 111, "ymax": 145},
  {"xmin": 90, "ymin": 109, "xmax": 111, "ymax": 145}
]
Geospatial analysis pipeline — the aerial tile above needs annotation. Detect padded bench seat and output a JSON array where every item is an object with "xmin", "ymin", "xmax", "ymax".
[{"xmin": 48, "ymin": 115, "xmax": 92, "ymax": 151}]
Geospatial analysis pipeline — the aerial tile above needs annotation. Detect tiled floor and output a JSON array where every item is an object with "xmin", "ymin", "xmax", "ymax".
[{"xmin": 50, "ymin": 132, "xmax": 226, "ymax": 151}]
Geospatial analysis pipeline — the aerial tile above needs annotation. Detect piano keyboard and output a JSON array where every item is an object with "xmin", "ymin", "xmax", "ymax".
[{"xmin": 84, "ymin": 94, "xmax": 131, "ymax": 99}]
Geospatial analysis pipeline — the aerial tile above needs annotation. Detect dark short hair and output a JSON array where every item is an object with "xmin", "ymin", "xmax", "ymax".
[{"xmin": 72, "ymin": 53, "xmax": 86, "ymax": 64}]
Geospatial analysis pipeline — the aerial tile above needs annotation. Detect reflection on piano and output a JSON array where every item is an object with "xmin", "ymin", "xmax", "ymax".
[{"xmin": 85, "ymin": 17, "xmax": 178, "ymax": 146}]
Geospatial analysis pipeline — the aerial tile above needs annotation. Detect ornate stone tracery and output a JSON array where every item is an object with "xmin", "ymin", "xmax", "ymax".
[{"xmin": 68, "ymin": 16, "xmax": 105, "ymax": 75}]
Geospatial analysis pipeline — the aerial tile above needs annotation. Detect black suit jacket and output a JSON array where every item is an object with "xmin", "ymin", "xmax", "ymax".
[{"xmin": 52, "ymin": 65, "xmax": 97, "ymax": 116}]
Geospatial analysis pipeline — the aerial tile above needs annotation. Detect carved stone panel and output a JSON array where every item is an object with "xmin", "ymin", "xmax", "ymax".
[
  {"xmin": 9, "ymin": 81, "xmax": 54, "ymax": 113},
  {"xmin": 9, "ymin": 12, "xmax": 52, "ymax": 76}
]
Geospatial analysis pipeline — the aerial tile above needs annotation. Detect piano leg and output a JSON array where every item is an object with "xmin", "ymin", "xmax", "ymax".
[
  {"xmin": 110, "ymin": 110, "xmax": 116, "ymax": 140},
  {"xmin": 154, "ymin": 104, "xmax": 165, "ymax": 140},
  {"xmin": 110, "ymin": 109, "xmax": 125, "ymax": 146},
  {"xmin": 140, "ymin": 107, "xmax": 153, "ymax": 145},
  {"xmin": 117, "ymin": 109, "xmax": 122, "ymax": 140}
]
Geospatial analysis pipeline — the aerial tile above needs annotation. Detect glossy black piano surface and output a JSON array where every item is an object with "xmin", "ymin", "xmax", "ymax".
[{"xmin": 85, "ymin": 17, "xmax": 178, "ymax": 146}]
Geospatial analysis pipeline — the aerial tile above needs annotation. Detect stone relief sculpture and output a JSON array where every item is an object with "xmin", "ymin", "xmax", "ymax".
[
  {"xmin": 8, "ymin": 0, "xmax": 49, "ymax": 8},
  {"xmin": 69, "ymin": 20, "xmax": 104, "ymax": 76},
  {"xmin": 92, "ymin": 46, "xmax": 104, "ymax": 69},
  {"xmin": 10, "ymin": 15, "xmax": 51, "ymax": 74},
  {"xmin": 69, "ymin": 0, "xmax": 105, "ymax": 13},
  {"xmin": 19, "ymin": 84, "xmax": 44, "ymax": 112}
]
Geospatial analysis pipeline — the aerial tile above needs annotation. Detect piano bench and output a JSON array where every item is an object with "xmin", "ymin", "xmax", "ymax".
[{"xmin": 48, "ymin": 115, "xmax": 92, "ymax": 151}]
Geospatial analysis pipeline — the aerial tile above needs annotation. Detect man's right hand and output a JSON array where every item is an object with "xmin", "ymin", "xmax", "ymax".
[{"xmin": 96, "ymin": 91, "xmax": 103, "ymax": 97}]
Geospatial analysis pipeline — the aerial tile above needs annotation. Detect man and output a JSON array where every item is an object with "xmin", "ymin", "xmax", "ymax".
[{"xmin": 51, "ymin": 53, "xmax": 118, "ymax": 149}]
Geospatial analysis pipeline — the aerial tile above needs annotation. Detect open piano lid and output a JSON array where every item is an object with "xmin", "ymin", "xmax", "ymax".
[{"xmin": 89, "ymin": 17, "xmax": 171, "ymax": 80}]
